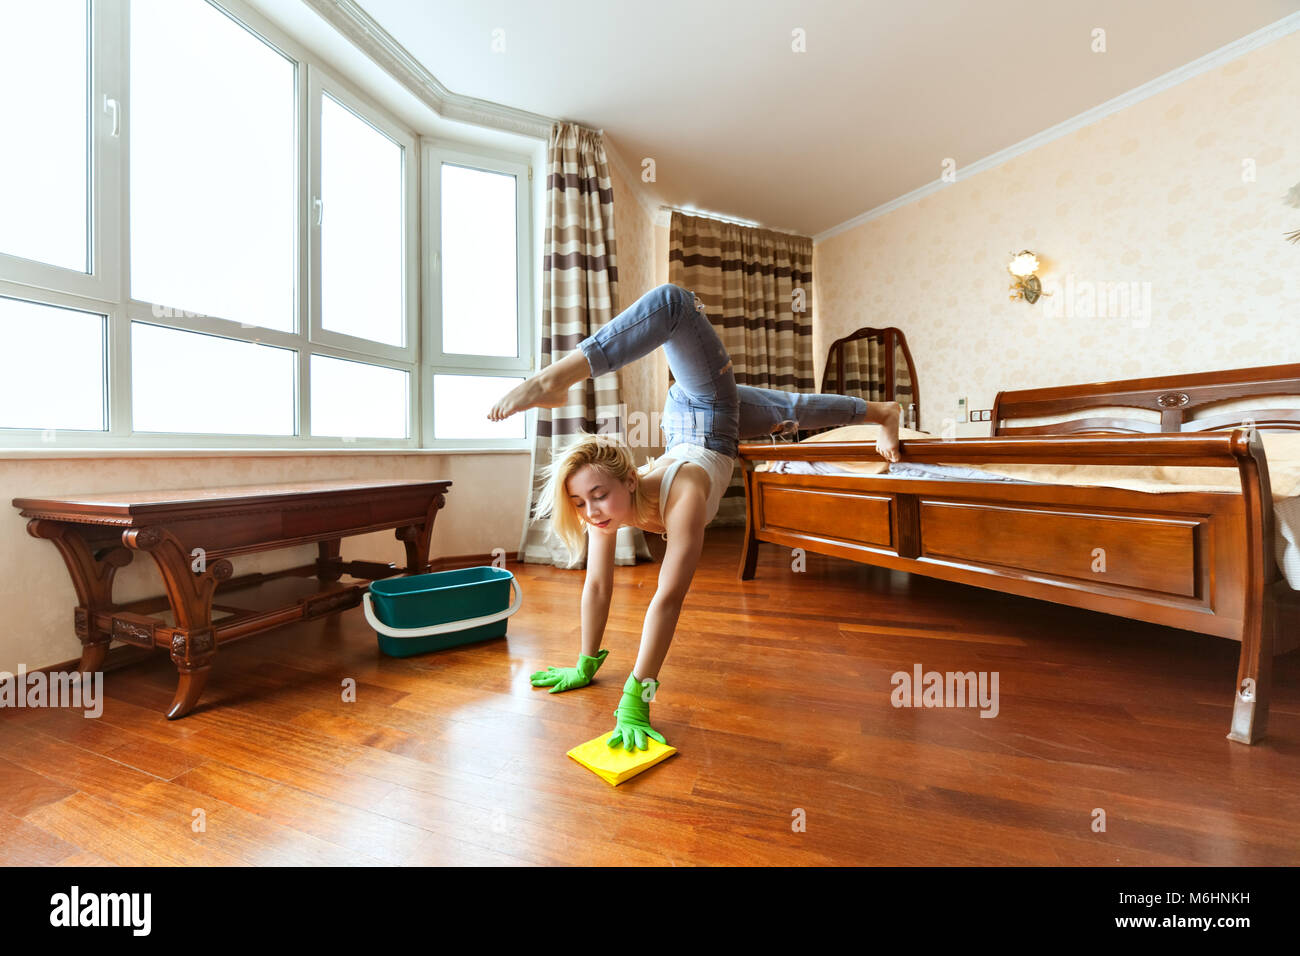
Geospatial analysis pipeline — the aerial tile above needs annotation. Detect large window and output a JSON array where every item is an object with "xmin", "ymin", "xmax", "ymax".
[
  {"xmin": 0, "ymin": 296, "xmax": 105, "ymax": 432},
  {"xmin": 423, "ymin": 147, "xmax": 532, "ymax": 446},
  {"xmin": 319, "ymin": 93, "xmax": 404, "ymax": 348},
  {"xmin": 130, "ymin": 0, "xmax": 296, "ymax": 332},
  {"xmin": 440, "ymin": 163, "xmax": 519, "ymax": 358},
  {"xmin": 0, "ymin": 0, "xmax": 533, "ymax": 450},
  {"xmin": 0, "ymin": 1, "xmax": 89, "ymax": 275}
]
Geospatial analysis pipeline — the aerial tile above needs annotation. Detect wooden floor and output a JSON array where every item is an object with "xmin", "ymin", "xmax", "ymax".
[{"xmin": 3, "ymin": 526, "xmax": 1298, "ymax": 866}]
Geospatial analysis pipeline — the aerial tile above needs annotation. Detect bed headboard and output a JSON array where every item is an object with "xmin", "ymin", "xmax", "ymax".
[{"xmin": 992, "ymin": 362, "xmax": 1300, "ymax": 436}]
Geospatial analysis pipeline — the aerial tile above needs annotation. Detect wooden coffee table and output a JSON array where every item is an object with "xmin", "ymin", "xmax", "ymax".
[{"xmin": 12, "ymin": 479, "xmax": 451, "ymax": 718}]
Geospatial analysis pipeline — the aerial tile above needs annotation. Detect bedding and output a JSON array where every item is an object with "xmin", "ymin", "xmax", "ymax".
[{"xmin": 756, "ymin": 424, "xmax": 1300, "ymax": 589}]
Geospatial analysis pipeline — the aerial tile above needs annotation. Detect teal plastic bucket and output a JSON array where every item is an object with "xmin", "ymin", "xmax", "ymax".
[{"xmin": 363, "ymin": 567, "xmax": 522, "ymax": 658}]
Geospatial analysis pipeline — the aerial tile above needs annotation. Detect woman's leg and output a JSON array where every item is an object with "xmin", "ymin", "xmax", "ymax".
[
  {"xmin": 736, "ymin": 385, "xmax": 901, "ymax": 459},
  {"xmin": 736, "ymin": 385, "xmax": 867, "ymax": 438},
  {"xmin": 578, "ymin": 284, "xmax": 733, "ymax": 405},
  {"xmin": 488, "ymin": 284, "xmax": 732, "ymax": 422}
]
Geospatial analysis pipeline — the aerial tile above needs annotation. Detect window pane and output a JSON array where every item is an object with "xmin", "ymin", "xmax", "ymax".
[
  {"xmin": 434, "ymin": 375, "xmax": 525, "ymax": 440},
  {"xmin": 132, "ymin": 323, "xmax": 295, "ymax": 435},
  {"xmin": 310, "ymin": 355, "xmax": 407, "ymax": 439},
  {"xmin": 440, "ymin": 164, "xmax": 517, "ymax": 357},
  {"xmin": 321, "ymin": 94, "xmax": 404, "ymax": 346},
  {"xmin": 130, "ymin": 0, "xmax": 295, "ymax": 332},
  {"xmin": 0, "ymin": 296, "xmax": 104, "ymax": 431},
  {"xmin": 0, "ymin": 0, "xmax": 88, "ymax": 272}
]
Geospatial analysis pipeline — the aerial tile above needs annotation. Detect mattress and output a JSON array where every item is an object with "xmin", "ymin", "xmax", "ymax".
[{"xmin": 754, "ymin": 425, "xmax": 1300, "ymax": 590}]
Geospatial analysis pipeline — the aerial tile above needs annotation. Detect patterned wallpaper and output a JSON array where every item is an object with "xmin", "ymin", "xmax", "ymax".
[{"xmin": 814, "ymin": 30, "xmax": 1300, "ymax": 437}]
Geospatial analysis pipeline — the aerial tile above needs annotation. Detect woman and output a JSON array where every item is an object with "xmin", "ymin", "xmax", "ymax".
[{"xmin": 487, "ymin": 283, "xmax": 902, "ymax": 751}]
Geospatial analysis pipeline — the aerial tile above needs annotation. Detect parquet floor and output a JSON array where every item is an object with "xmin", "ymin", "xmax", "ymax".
[{"xmin": 2, "ymin": 527, "xmax": 1297, "ymax": 866}]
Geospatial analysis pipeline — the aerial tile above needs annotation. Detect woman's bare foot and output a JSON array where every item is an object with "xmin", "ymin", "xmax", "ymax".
[
  {"xmin": 486, "ymin": 374, "xmax": 564, "ymax": 422},
  {"xmin": 487, "ymin": 351, "xmax": 591, "ymax": 421},
  {"xmin": 872, "ymin": 401, "xmax": 902, "ymax": 463}
]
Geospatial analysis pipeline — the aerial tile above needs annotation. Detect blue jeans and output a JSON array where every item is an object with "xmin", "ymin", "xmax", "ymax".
[{"xmin": 578, "ymin": 284, "xmax": 867, "ymax": 458}]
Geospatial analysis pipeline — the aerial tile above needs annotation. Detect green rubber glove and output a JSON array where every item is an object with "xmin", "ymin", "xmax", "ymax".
[
  {"xmin": 607, "ymin": 672, "xmax": 668, "ymax": 751},
  {"xmin": 530, "ymin": 649, "xmax": 609, "ymax": 693}
]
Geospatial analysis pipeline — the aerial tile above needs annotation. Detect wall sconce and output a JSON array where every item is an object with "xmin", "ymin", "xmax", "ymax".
[{"xmin": 1007, "ymin": 250, "xmax": 1044, "ymax": 304}]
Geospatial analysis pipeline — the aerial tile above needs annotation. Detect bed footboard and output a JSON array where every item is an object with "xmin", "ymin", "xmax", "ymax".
[{"xmin": 737, "ymin": 430, "xmax": 1282, "ymax": 744}]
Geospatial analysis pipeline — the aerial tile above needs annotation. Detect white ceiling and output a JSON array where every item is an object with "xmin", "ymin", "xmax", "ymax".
[{"xmin": 353, "ymin": 0, "xmax": 1300, "ymax": 237}]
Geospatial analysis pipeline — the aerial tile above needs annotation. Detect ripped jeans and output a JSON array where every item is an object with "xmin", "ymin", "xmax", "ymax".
[{"xmin": 577, "ymin": 283, "xmax": 867, "ymax": 458}]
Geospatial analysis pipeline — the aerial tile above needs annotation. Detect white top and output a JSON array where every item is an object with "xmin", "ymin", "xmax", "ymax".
[{"xmin": 643, "ymin": 443, "xmax": 736, "ymax": 539}]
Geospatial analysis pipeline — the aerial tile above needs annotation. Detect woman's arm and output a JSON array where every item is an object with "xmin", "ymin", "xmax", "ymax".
[
  {"xmin": 631, "ymin": 472, "xmax": 708, "ymax": 681},
  {"xmin": 580, "ymin": 586, "xmax": 612, "ymax": 658},
  {"xmin": 531, "ymin": 529, "xmax": 616, "ymax": 692},
  {"xmin": 580, "ymin": 526, "xmax": 618, "ymax": 657}
]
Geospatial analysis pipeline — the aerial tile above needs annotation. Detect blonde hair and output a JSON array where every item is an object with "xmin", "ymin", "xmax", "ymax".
[{"xmin": 533, "ymin": 432, "xmax": 658, "ymax": 559}]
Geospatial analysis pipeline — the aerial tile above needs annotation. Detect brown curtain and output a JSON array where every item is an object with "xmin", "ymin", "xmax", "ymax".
[
  {"xmin": 840, "ymin": 336, "xmax": 912, "ymax": 404},
  {"xmin": 667, "ymin": 211, "xmax": 814, "ymax": 525},
  {"xmin": 828, "ymin": 333, "xmax": 916, "ymax": 426},
  {"xmin": 517, "ymin": 123, "xmax": 652, "ymax": 569}
]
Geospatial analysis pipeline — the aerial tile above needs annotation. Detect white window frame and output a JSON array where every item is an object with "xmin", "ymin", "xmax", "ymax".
[
  {"xmin": 0, "ymin": 0, "xmax": 539, "ymax": 452},
  {"xmin": 119, "ymin": 0, "xmax": 317, "ymax": 447},
  {"xmin": 305, "ymin": 349, "xmax": 414, "ymax": 444},
  {"xmin": 421, "ymin": 142, "xmax": 533, "ymax": 450},
  {"xmin": 306, "ymin": 62, "xmax": 418, "ymax": 365},
  {"xmin": 0, "ymin": 0, "xmax": 122, "ymax": 306},
  {"xmin": 0, "ymin": 286, "xmax": 113, "ymax": 435}
]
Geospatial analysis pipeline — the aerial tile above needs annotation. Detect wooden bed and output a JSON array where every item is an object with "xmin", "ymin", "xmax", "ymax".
[{"xmin": 736, "ymin": 362, "xmax": 1300, "ymax": 745}]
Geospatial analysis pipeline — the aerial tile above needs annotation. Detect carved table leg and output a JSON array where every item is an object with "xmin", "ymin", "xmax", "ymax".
[
  {"xmin": 26, "ymin": 519, "xmax": 133, "ymax": 673},
  {"xmin": 396, "ymin": 491, "xmax": 447, "ymax": 575},
  {"xmin": 122, "ymin": 527, "xmax": 232, "ymax": 719},
  {"xmin": 316, "ymin": 538, "xmax": 343, "ymax": 583},
  {"xmin": 168, "ymin": 629, "xmax": 216, "ymax": 720}
]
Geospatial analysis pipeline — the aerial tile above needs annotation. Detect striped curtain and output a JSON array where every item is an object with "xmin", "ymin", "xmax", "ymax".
[
  {"xmin": 831, "ymin": 333, "xmax": 916, "ymax": 420},
  {"xmin": 668, "ymin": 211, "xmax": 814, "ymax": 526},
  {"xmin": 517, "ymin": 123, "xmax": 652, "ymax": 569},
  {"xmin": 842, "ymin": 337, "xmax": 886, "ymax": 402}
]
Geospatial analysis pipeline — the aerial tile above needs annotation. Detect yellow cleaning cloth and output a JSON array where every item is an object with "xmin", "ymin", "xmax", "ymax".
[{"xmin": 567, "ymin": 731, "xmax": 677, "ymax": 786}]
